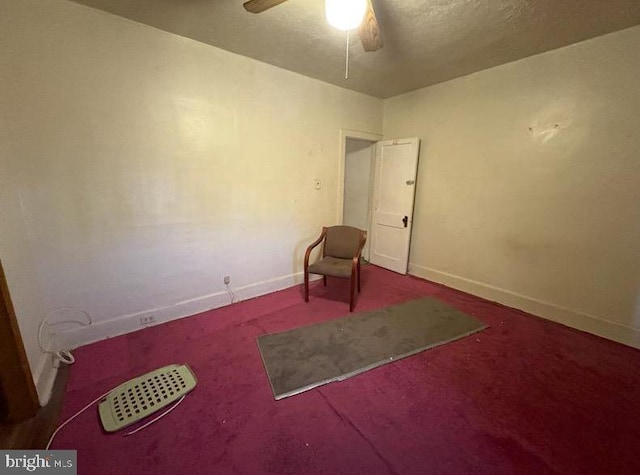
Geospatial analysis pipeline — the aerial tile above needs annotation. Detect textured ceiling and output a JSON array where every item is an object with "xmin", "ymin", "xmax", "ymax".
[{"xmin": 69, "ymin": 0, "xmax": 640, "ymax": 98}]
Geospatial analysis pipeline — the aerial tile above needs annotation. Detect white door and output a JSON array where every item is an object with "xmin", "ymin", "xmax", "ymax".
[{"xmin": 369, "ymin": 138, "xmax": 420, "ymax": 274}]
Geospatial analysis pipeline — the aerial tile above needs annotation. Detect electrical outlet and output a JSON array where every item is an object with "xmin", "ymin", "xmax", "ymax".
[
  {"xmin": 140, "ymin": 315, "xmax": 156, "ymax": 325},
  {"xmin": 223, "ymin": 276, "xmax": 231, "ymax": 285}
]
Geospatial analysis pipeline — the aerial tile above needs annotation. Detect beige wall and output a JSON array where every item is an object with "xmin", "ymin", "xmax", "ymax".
[
  {"xmin": 0, "ymin": 0, "xmax": 382, "ymax": 400},
  {"xmin": 384, "ymin": 26, "xmax": 640, "ymax": 347}
]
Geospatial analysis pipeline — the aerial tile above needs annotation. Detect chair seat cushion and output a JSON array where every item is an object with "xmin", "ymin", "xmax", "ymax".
[{"xmin": 308, "ymin": 256, "xmax": 353, "ymax": 278}]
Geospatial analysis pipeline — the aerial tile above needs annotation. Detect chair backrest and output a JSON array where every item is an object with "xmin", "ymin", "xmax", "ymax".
[{"xmin": 324, "ymin": 226, "xmax": 366, "ymax": 259}]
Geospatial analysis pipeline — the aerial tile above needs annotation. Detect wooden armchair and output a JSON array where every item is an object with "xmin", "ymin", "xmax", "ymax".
[{"xmin": 303, "ymin": 225, "xmax": 367, "ymax": 312}]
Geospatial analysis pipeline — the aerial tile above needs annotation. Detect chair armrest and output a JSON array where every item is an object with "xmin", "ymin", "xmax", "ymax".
[
  {"xmin": 351, "ymin": 231, "xmax": 367, "ymax": 276},
  {"xmin": 304, "ymin": 227, "xmax": 327, "ymax": 269}
]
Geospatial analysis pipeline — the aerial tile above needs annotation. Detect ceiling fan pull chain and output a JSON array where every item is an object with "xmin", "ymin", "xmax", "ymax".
[{"xmin": 345, "ymin": 29, "xmax": 350, "ymax": 79}]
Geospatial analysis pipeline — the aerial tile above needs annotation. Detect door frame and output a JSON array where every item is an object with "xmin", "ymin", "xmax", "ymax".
[
  {"xmin": 336, "ymin": 129, "xmax": 383, "ymax": 257},
  {"xmin": 0, "ymin": 260, "xmax": 40, "ymax": 421}
]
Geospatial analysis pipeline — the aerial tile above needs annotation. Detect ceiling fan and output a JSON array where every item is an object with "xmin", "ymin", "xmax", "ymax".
[{"xmin": 242, "ymin": 0, "xmax": 383, "ymax": 52}]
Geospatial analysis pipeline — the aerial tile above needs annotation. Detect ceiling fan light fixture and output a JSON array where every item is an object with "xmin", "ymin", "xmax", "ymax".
[{"xmin": 325, "ymin": 0, "xmax": 367, "ymax": 31}]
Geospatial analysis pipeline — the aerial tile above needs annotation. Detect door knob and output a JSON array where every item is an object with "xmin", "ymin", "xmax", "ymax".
[{"xmin": 402, "ymin": 216, "xmax": 408, "ymax": 228}]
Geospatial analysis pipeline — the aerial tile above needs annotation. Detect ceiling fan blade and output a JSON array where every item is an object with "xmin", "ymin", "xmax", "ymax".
[
  {"xmin": 243, "ymin": 0, "xmax": 289, "ymax": 14},
  {"xmin": 359, "ymin": 0, "xmax": 383, "ymax": 52}
]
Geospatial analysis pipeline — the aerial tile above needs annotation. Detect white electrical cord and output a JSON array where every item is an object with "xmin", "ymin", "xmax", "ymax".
[
  {"xmin": 38, "ymin": 308, "xmax": 92, "ymax": 366},
  {"xmin": 46, "ymin": 389, "xmax": 187, "ymax": 449},
  {"xmin": 45, "ymin": 390, "xmax": 110, "ymax": 450},
  {"xmin": 225, "ymin": 283, "xmax": 235, "ymax": 304},
  {"xmin": 124, "ymin": 396, "xmax": 186, "ymax": 436}
]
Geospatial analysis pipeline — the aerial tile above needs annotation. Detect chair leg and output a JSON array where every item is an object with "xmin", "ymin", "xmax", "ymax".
[
  {"xmin": 304, "ymin": 269, "xmax": 309, "ymax": 302},
  {"xmin": 350, "ymin": 276, "xmax": 356, "ymax": 312},
  {"xmin": 323, "ymin": 276, "xmax": 327, "ymax": 287},
  {"xmin": 357, "ymin": 259, "xmax": 361, "ymax": 292}
]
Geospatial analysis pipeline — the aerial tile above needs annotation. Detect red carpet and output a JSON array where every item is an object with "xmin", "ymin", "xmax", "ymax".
[{"xmin": 52, "ymin": 266, "xmax": 640, "ymax": 474}]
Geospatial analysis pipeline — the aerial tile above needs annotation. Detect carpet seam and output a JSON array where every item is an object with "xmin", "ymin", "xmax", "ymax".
[{"xmin": 318, "ymin": 390, "xmax": 399, "ymax": 475}]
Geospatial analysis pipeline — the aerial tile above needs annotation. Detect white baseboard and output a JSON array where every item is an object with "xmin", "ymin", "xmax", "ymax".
[
  {"xmin": 33, "ymin": 353, "xmax": 58, "ymax": 406},
  {"xmin": 409, "ymin": 263, "xmax": 640, "ymax": 350},
  {"xmin": 61, "ymin": 271, "xmax": 317, "ymax": 349}
]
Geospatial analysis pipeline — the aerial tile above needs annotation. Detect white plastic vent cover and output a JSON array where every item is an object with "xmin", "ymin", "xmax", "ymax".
[{"xmin": 98, "ymin": 364, "xmax": 197, "ymax": 432}]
